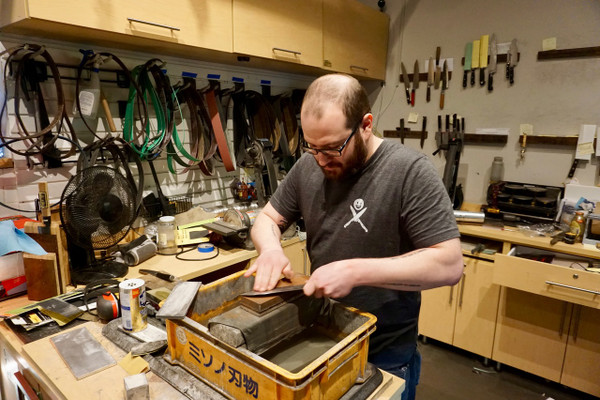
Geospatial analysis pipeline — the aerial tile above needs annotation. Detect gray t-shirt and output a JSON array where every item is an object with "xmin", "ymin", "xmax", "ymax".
[{"xmin": 270, "ymin": 139, "xmax": 460, "ymax": 356}]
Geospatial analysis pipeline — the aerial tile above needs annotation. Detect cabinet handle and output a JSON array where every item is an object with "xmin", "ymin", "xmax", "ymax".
[
  {"xmin": 572, "ymin": 305, "xmax": 582, "ymax": 342},
  {"xmin": 545, "ymin": 280, "xmax": 600, "ymax": 295},
  {"xmin": 127, "ymin": 18, "xmax": 181, "ymax": 31},
  {"xmin": 458, "ymin": 273, "xmax": 466, "ymax": 308},
  {"xmin": 559, "ymin": 302, "xmax": 568, "ymax": 338},
  {"xmin": 272, "ymin": 47, "xmax": 302, "ymax": 56},
  {"xmin": 350, "ymin": 65, "xmax": 369, "ymax": 72}
]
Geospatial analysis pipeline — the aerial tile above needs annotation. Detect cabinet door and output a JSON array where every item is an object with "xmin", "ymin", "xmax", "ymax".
[
  {"xmin": 561, "ymin": 306, "xmax": 600, "ymax": 397},
  {"xmin": 10, "ymin": 0, "xmax": 233, "ymax": 52},
  {"xmin": 233, "ymin": 0, "xmax": 322, "ymax": 67},
  {"xmin": 323, "ymin": 0, "xmax": 389, "ymax": 80},
  {"xmin": 492, "ymin": 288, "xmax": 571, "ymax": 382},
  {"xmin": 419, "ymin": 284, "xmax": 458, "ymax": 344},
  {"xmin": 282, "ymin": 240, "xmax": 310, "ymax": 275},
  {"xmin": 453, "ymin": 257, "xmax": 500, "ymax": 359}
]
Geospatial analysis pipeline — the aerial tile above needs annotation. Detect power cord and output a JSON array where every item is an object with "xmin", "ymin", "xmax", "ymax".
[{"xmin": 174, "ymin": 244, "xmax": 220, "ymax": 261}]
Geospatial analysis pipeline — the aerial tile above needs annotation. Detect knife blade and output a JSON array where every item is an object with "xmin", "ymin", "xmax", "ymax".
[
  {"xmin": 411, "ymin": 60, "xmax": 419, "ymax": 106},
  {"xmin": 470, "ymin": 40, "xmax": 480, "ymax": 86},
  {"xmin": 242, "ymin": 284, "xmax": 305, "ymax": 297},
  {"xmin": 400, "ymin": 118, "xmax": 405, "ymax": 144},
  {"xmin": 440, "ymin": 60, "xmax": 448, "ymax": 109},
  {"xmin": 427, "ymin": 57, "xmax": 434, "ymax": 102},
  {"xmin": 508, "ymin": 39, "xmax": 518, "ymax": 85},
  {"xmin": 400, "ymin": 62, "xmax": 411, "ymax": 104},
  {"xmin": 479, "ymin": 34, "xmax": 489, "ymax": 86},
  {"xmin": 463, "ymin": 42, "xmax": 473, "ymax": 88},
  {"xmin": 139, "ymin": 269, "xmax": 176, "ymax": 282},
  {"xmin": 487, "ymin": 34, "xmax": 497, "ymax": 92},
  {"xmin": 421, "ymin": 116, "xmax": 427, "ymax": 149},
  {"xmin": 434, "ymin": 47, "xmax": 441, "ymax": 89}
]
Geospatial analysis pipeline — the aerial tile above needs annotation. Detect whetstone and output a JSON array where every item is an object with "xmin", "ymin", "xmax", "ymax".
[
  {"xmin": 156, "ymin": 281, "xmax": 201, "ymax": 319},
  {"xmin": 50, "ymin": 327, "xmax": 116, "ymax": 380},
  {"xmin": 240, "ymin": 274, "xmax": 309, "ymax": 315}
]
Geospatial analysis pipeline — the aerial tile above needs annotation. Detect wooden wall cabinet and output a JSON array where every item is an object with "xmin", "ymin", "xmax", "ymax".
[
  {"xmin": 420, "ymin": 255, "xmax": 500, "ymax": 359},
  {"xmin": 233, "ymin": 0, "xmax": 323, "ymax": 68},
  {"xmin": 0, "ymin": 0, "xmax": 233, "ymax": 59},
  {"xmin": 323, "ymin": 0, "xmax": 389, "ymax": 80}
]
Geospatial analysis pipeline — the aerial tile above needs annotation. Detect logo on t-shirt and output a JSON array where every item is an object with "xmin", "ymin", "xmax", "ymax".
[{"xmin": 343, "ymin": 198, "xmax": 368, "ymax": 233}]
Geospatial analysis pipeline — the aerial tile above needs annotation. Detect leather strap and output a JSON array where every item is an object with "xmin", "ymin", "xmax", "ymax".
[{"xmin": 204, "ymin": 87, "xmax": 235, "ymax": 171}]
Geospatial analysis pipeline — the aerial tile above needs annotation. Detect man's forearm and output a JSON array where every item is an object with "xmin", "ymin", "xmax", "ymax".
[
  {"xmin": 349, "ymin": 238, "xmax": 463, "ymax": 291},
  {"xmin": 250, "ymin": 210, "xmax": 284, "ymax": 254}
]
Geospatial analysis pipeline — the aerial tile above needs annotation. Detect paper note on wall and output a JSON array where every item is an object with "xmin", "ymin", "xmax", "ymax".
[{"xmin": 577, "ymin": 124, "xmax": 596, "ymax": 160}]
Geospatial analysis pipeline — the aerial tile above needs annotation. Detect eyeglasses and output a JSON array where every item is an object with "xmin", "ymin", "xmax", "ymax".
[{"xmin": 301, "ymin": 122, "xmax": 360, "ymax": 157}]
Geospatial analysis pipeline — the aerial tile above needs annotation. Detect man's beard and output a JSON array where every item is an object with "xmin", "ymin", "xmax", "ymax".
[{"xmin": 320, "ymin": 134, "xmax": 368, "ymax": 181}]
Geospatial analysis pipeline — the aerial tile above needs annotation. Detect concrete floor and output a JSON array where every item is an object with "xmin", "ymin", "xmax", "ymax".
[{"xmin": 417, "ymin": 339, "xmax": 597, "ymax": 400}]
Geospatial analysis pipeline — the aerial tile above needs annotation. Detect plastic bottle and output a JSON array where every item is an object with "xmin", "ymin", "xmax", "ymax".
[
  {"xmin": 490, "ymin": 156, "xmax": 504, "ymax": 183},
  {"xmin": 75, "ymin": 60, "xmax": 101, "ymax": 119},
  {"xmin": 570, "ymin": 211, "xmax": 586, "ymax": 243}
]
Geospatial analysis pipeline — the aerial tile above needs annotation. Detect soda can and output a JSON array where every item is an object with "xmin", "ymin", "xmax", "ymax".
[{"xmin": 119, "ymin": 278, "xmax": 147, "ymax": 332}]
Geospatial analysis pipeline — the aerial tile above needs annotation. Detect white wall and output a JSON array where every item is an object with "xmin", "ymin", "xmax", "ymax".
[{"xmin": 368, "ymin": 0, "xmax": 600, "ymax": 204}]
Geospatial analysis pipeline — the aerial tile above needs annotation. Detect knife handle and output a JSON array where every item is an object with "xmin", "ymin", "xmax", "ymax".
[
  {"xmin": 509, "ymin": 67, "xmax": 515, "ymax": 85},
  {"xmin": 568, "ymin": 159, "xmax": 579, "ymax": 178},
  {"xmin": 440, "ymin": 92, "xmax": 445, "ymax": 110},
  {"xmin": 411, "ymin": 90, "xmax": 415, "ymax": 106},
  {"xmin": 480, "ymin": 68, "xmax": 485, "ymax": 86},
  {"xmin": 462, "ymin": 71, "xmax": 468, "ymax": 88},
  {"xmin": 405, "ymin": 88, "xmax": 411, "ymax": 104},
  {"xmin": 470, "ymin": 70, "xmax": 475, "ymax": 86},
  {"xmin": 488, "ymin": 73, "xmax": 494, "ymax": 91},
  {"xmin": 437, "ymin": 115, "xmax": 442, "ymax": 132},
  {"xmin": 426, "ymin": 86, "xmax": 431, "ymax": 102},
  {"xmin": 506, "ymin": 64, "xmax": 510, "ymax": 79},
  {"xmin": 400, "ymin": 119, "xmax": 405, "ymax": 144}
]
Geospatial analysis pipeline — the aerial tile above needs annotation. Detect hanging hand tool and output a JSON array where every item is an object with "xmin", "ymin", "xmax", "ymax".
[
  {"xmin": 421, "ymin": 116, "xmax": 427, "ymax": 149},
  {"xmin": 434, "ymin": 47, "xmax": 441, "ymax": 89},
  {"xmin": 400, "ymin": 62, "xmax": 411, "ymax": 105},
  {"xmin": 487, "ymin": 34, "xmax": 497, "ymax": 92},
  {"xmin": 463, "ymin": 42, "xmax": 473, "ymax": 88},
  {"xmin": 479, "ymin": 34, "xmax": 489, "ymax": 87},
  {"xmin": 470, "ymin": 40, "xmax": 480, "ymax": 87},
  {"xmin": 411, "ymin": 60, "xmax": 419, "ymax": 106},
  {"xmin": 508, "ymin": 39, "xmax": 519, "ymax": 85},
  {"xmin": 400, "ymin": 118, "xmax": 405, "ymax": 144},
  {"xmin": 427, "ymin": 57, "xmax": 434, "ymax": 102},
  {"xmin": 440, "ymin": 61, "xmax": 448, "ymax": 109}
]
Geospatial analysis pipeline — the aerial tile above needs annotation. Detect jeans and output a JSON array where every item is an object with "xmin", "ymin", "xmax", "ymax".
[{"xmin": 370, "ymin": 348, "xmax": 421, "ymax": 400}]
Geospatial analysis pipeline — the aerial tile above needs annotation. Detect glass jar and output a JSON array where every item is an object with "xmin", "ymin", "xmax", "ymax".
[
  {"xmin": 490, "ymin": 156, "xmax": 504, "ymax": 183},
  {"xmin": 157, "ymin": 215, "xmax": 177, "ymax": 254},
  {"xmin": 569, "ymin": 211, "xmax": 585, "ymax": 243}
]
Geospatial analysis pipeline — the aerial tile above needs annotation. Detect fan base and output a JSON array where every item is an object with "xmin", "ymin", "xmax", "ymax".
[{"xmin": 71, "ymin": 261, "xmax": 129, "ymax": 285}]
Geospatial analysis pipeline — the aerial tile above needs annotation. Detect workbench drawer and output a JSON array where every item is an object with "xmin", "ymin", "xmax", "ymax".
[{"xmin": 494, "ymin": 246, "xmax": 600, "ymax": 309}]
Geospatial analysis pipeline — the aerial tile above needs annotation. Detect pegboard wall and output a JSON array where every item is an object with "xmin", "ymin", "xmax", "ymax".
[{"xmin": 0, "ymin": 34, "xmax": 317, "ymax": 220}]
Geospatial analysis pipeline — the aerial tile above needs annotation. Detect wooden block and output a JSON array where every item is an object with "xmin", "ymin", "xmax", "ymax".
[
  {"xmin": 24, "ymin": 221, "xmax": 71, "ymax": 292},
  {"xmin": 23, "ymin": 253, "xmax": 60, "ymax": 301}
]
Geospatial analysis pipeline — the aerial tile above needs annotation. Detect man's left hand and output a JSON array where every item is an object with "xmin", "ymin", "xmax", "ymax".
[{"xmin": 303, "ymin": 260, "xmax": 355, "ymax": 298}]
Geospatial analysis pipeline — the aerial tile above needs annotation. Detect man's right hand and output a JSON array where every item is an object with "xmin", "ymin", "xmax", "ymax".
[{"xmin": 244, "ymin": 248, "xmax": 293, "ymax": 291}]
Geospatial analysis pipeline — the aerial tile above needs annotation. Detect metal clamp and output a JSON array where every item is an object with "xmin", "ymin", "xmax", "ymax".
[
  {"xmin": 545, "ymin": 281, "xmax": 600, "ymax": 295},
  {"xmin": 272, "ymin": 47, "xmax": 301, "ymax": 56},
  {"xmin": 127, "ymin": 18, "xmax": 180, "ymax": 31}
]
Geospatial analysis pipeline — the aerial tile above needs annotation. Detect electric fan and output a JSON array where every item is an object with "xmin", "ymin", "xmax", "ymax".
[{"xmin": 60, "ymin": 165, "xmax": 138, "ymax": 284}]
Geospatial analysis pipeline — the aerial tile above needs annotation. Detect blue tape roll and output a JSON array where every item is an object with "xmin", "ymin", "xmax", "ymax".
[{"xmin": 198, "ymin": 243, "xmax": 215, "ymax": 253}]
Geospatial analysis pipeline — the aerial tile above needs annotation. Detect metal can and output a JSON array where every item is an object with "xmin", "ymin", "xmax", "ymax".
[{"xmin": 119, "ymin": 278, "xmax": 147, "ymax": 332}]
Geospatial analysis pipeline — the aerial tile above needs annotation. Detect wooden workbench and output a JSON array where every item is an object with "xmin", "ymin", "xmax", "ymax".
[{"xmin": 0, "ymin": 237, "xmax": 404, "ymax": 400}]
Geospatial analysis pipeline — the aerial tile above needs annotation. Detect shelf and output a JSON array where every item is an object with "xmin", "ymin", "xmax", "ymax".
[
  {"xmin": 537, "ymin": 46, "xmax": 600, "ymax": 60},
  {"xmin": 518, "ymin": 135, "xmax": 579, "ymax": 146},
  {"xmin": 383, "ymin": 129, "xmax": 427, "ymax": 140},
  {"xmin": 400, "ymin": 72, "xmax": 452, "ymax": 84},
  {"xmin": 460, "ymin": 53, "xmax": 520, "ymax": 66},
  {"xmin": 383, "ymin": 130, "xmax": 507, "ymax": 145}
]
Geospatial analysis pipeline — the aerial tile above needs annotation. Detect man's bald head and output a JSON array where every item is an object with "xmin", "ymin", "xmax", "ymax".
[{"xmin": 301, "ymin": 74, "xmax": 371, "ymax": 130}]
